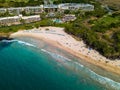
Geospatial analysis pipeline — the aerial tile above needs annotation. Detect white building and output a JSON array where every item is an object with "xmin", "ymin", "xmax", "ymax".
[
  {"xmin": 21, "ymin": 15, "xmax": 41, "ymax": 23},
  {"xmin": 62, "ymin": 14, "xmax": 76, "ymax": 22},
  {"xmin": 43, "ymin": 4, "xmax": 58, "ymax": 12},
  {"xmin": 0, "ymin": 16, "xmax": 20, "ymax": 26},
  {"xmin": 0, "ymin": 6, "xmax": 43, "ymax": 16},
  {"xmin": 24, "ymin": 6, "xmax": 43, "ymax": 14},
  {"xmin": 0, "ymin": 15, "xmax": 41, "ymax": 26},
  {"xmin": 0, "ymin": 8, "xmax": 6, "ymax": 13},
  {"xmin": 58, "ymin": 3, "xmax": 94, "ymax": 11},
  {"xmin": 8, "ymin": 7, "xmax": 23, "ymax": 15},
  {"xmin": 0, "ymin": 3, "xmax": 94, "ymax": 16}
]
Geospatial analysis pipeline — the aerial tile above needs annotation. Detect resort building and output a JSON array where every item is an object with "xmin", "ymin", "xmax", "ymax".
[
  {"xmin": 8, "ymin": 7, "xmax": 23, "ymax": 15},
  {"xmin": 0, "ymin": 3, "xmax": 94, "ymax": 26},
  {"xmin": 62, "ymin": 14, "xmax": 76, "ymax": 22},
  {"xmin": 0, "ymin": 16, "xmax": 21, "ymax": 26},
  {"xmin": 24, "ymin": 6, "xmax": 43, "ymax": 14},
  {"xmin": 0, "ymin": 3, "xmax": 94, "ymax": 16},
  {"xmin": 58, "ymin": 3, "xmax": 94, "ymax": 11},
  {"xmin": 0, "ymin": 15, "xmax": 41, "ymax": 26},
  {"xmin": 21, "ymin": 15, "xmax": 41, "ymax": 23},
  {"xmin": 0, "ymin": 8, "xmax": 6, "ymax": 13},
  {"xmin": 79, "ymin": 4, "xmax": 94, "ymax": 11},
  {"xmin": 43, "ymin": 4, "xmax": 58, "ymax": 12},
  {"xmin": 0, "ymin": 6, "xmax": 43, "ymax": 16}
]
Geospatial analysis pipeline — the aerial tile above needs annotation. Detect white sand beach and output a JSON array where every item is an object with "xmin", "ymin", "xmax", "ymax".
[{"xmin": 10, "ymin": 26, "xmax": 120, "ymax": 75}]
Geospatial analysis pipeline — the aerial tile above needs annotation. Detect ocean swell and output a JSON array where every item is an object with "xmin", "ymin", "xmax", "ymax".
[
  {"xmin": 1, "ymin": 39, "xmax": 120, "ymax": 90},
  {"xmin": 41, "ymin": 49, "xmax": 120, "ymax": 90}
]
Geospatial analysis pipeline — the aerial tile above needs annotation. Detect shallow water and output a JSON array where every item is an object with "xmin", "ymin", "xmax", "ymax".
[{"xmin": 0, "ymin": 37, "xmax": 120, "ymax": 90}]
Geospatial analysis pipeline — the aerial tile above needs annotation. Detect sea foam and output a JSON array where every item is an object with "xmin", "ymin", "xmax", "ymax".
[
  {"xmin": 41, "ymin": 49, "xmax": 71, "ymax": 62},
  {"xmin": 1, "ymin": 39, "xmax": 36, "ymax": 47},
  {"xmin": 41, "ymin": 49, "xmax": 120, "ymax": 90},
  {"xmin": 16, "ymin": 40, "xmax": 36, "ymax": 47}
]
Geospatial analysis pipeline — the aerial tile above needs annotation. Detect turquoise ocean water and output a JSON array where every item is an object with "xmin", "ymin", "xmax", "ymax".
[{"xmin": 0, "ymin": 37, "xmax": 120, "ymax": 90}]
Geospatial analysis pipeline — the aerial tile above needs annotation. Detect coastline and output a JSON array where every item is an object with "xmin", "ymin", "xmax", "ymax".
[
  {"xmin": 0, "ymin": 33, "xmax": 12, "ymax": 40},
  {"xmin": 10, "ymin": 26, "xmax": 120, "ymax": 75}
]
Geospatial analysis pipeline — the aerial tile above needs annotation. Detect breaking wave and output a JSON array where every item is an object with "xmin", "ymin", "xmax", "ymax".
[
  {"xmin": 41, "ymin": 49, "xmax": 71, "ymax": 62},
  {"xmin": 41, "ymin": 49, "xmax": 120, "ymax": 90},
  {"xmin": 1, "ymin": 39, "xmax": 36, "ymax": 47}
]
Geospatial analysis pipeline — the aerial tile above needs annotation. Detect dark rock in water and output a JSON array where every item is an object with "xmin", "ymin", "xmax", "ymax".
[
  {"xmin": 0, "ymin": 36, "xmax": 13, "ymax": 50},
  {"xmin": 0, "ymin": 36, "xmax": 13, "ymax": 41}
]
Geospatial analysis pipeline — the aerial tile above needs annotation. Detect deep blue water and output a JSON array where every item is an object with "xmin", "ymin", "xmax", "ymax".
[{"xmin": 0, "ymin": 37, "xmax": 120, "ymax": 90}]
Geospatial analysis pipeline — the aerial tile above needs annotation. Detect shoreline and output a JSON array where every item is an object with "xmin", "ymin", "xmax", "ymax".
[
  {"xmin": 0, "ymin": 33, "xmax": 13, "ymax": 41},
  {"xmin": 10, "ymin": 26, "xmax": 120, "ymax": 75}
]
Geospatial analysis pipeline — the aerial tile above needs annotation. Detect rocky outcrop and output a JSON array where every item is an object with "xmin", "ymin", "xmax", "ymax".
[{"xmin": 0, "ymin": 33, "xmax": 13, "ymax": 41}]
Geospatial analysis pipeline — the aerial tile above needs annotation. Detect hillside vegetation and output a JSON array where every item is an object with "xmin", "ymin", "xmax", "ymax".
[
  {"xmin": 98, "ymin": 0, "xmax": 120, "ymax": 10},
  {"xmin": 65, "ymin": 9, "xmax": 120, "ymax": 59}
]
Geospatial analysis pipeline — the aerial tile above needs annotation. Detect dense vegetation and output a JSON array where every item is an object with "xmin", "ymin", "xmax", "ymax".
[
  {"xmin": 65, "ymin": 10, "xmax": 120, "ymax": 59},
  {"xmin": 97, "ymin": 0, "xmax": 120, "ymax": 11}
]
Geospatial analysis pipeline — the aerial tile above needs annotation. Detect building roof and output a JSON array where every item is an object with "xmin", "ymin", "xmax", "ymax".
[
  {"xmin": 22, "ymin": 15, "xmax": 40, "ymax": 19},
  {"xmin": 44, "ymin": 4, "xmax": 58, "ymax": 9},
  {"xmin": 8, "ymin": 7, "xmax": 23, "ymax": 10},
  {"xmin": 0, "ymin": 16, "xmax": 20, "ymax": 20},
  {"xmin": 25, "ymin": 6, "xmax": 43, "ymax": 9},
  {"xmin": 0, "ymin": 15, "xmax": 40, "ymax": 21},
  {"xmin": 0, "ymin": 8, "xmax": 6, "ymax": 10},
  {"xmin": 58, "ymin": 3, "xmax": 94, "ymax": 8}
]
